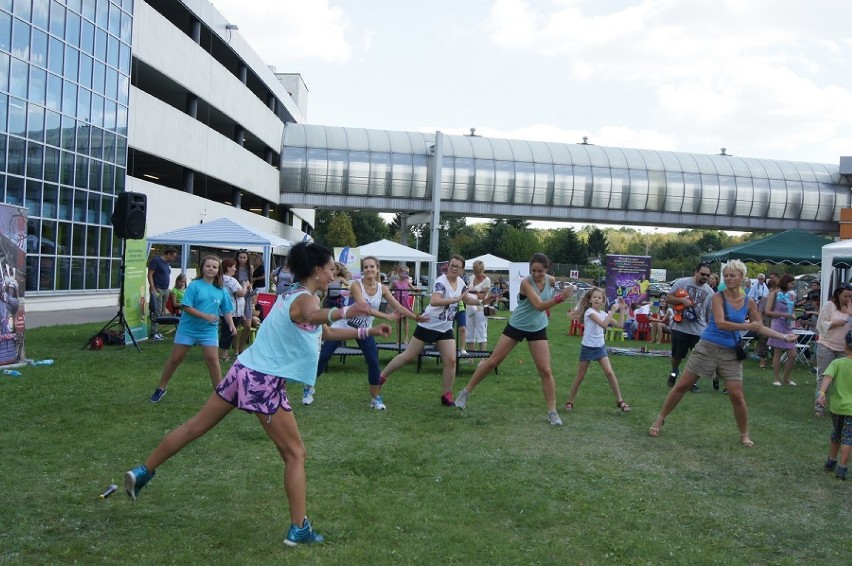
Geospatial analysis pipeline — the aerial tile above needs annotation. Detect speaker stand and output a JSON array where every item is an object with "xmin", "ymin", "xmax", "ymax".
[{"xmin": 83, "ymin": 238, "xmax": 141, "ymax": 352}]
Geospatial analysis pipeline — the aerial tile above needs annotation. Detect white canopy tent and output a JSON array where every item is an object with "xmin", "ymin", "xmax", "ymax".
[
  {"xmin": 467, "ymin": 253, "xmax": 512, "ymax": 272},
  {"xmin": 820, "ymin": 239, "xmax": 852, "ymax": 304},
  {"xmin": 358, "ymin": 239, "xmax": 436, "ymax": 284},
  {"xmin": 146, "ymin": 218, "xmax": 293, "ymax": 283}
]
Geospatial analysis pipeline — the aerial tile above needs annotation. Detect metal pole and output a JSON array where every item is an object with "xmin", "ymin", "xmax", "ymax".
[{"xmin": 428, "ymin": 131, "xmax": 443, "ymax": 287}]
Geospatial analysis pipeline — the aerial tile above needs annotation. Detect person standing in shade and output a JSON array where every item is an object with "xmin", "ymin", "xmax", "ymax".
[
  {"xmin": 465, "ymin": 260, "xmax": 492, "ymax": 354},
  {"xmin": 378, "ymin": 255, "xmax": 486, "ymax": 407},
  {"xmin": 251, "ymin": 254, "xmax": 266, "ymax": 293},
  {"xmin": 748, "ymin": 273, "xmax": 769, "ymax": 303},
  {"xmin": 455, "ymin": 253, "xmax": 574, "ymax": 426},
  {"xmin": 124, "ymin": 242, "xmax": 391, "ymax": 546},
  {"xmin": 766, "ymin": 274, "xmax": 798, "ymax": 386},
  {"xmin": 666, "ymin": 263, "xmax": 714, "ymax": 392},
  {"xmin": 649, "ymin": 260, "xmax": 796, "ymax": 446},
  {"xmin": 272, "ymin": 258, "xmax": 294, "ymax": 295},
  {"xmin": 234, "ymin": 250, "xmax": 255, "ymax": 354},
  {"xmin": 816, "ymin": 329, "xmax": 852, "ymax": 480},
  {"xmin": 148, "ymin": 247, "xmax": 178, "ymax": 341}
]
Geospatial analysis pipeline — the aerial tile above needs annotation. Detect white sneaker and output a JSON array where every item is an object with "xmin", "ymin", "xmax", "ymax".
[
  {"xmin": 370, "ymin": 396, "xmax": 386, "ymax": 410},
  {"xmin": 459, "ymin": 349, "xmax": 468, "ymax": 356},
  {"xmin": 547, "ymin": 410, "xmax": 563, "ymax": 426},
  {"xmin": 787, "ymin": 381, "xmax": 797, "ymax": 387},
  {"xmin": 302, "ymin": 386, "xmax": 315, "ymax": 405}
]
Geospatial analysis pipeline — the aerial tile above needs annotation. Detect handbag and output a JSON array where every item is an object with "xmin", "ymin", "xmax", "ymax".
[{"xmin": 721, "ymin": 293, "xmax": 748, "ymax": 360}]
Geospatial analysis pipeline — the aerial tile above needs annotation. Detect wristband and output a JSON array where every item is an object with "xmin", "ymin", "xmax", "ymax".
[
  {"xmin": 554, "ymin": 294, "xmax": 564, "ymax": 304},
  {"xmin": 357, "ymin": 326, "xmax": 368, "ymax": 339},
  {"xmin": 327, "ymin": 307, "xmax": 337, "ymax": 324},
  {"xmin": 340, "ymin": 305, "xmax": 349, "ymax": 319}
]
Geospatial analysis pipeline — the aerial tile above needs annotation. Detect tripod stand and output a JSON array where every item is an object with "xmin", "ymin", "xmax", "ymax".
[{"xmin": 83, "ymin": 238, "xmax": 140, "ymax": 352}]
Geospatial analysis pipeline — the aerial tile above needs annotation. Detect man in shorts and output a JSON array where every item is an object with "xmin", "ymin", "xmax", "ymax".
[{"xmin": 666, "ymin": 263, "xmax": 714, "ymax": 392}]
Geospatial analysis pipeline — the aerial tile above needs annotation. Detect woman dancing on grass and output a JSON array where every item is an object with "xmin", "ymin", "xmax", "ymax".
[
  {"xmin": 124, "ymin": 242, "xmax": 391, "ymax": 547},
  {"xmin": 455, "ymin": 253, "xmax": 574, "ymax": 425},
  {"xmin": 648, "ymin": 260, "xmax": 796, "ymax": 447},
  {"xmin": 563, "ymin": 287, "xmax": 631, "ymax": 413}
]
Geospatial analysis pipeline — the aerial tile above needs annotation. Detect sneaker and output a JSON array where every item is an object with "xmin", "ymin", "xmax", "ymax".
[
  {"xmin": 667, "ymin": 368, "xmax": 679, "ymax": 387},
  {"xmin": 772, "ymin": 381, "xmax": 782, "ymax": 386},
  {"xmin": 712, "ymin": 377, "xmax": 720, "ymax": 391},
  {"xmin": 722, "ymin": 387, "xmax": 728, "ymax": 395},
  {"xmin": 151, "ymin": 333, "xmax": 164, "ymax": 342},
  {"xmin": 149, "ymin": 388, "xmax": 166, "ymax": 403},
  {"xmin": 824, "ymin": 458, "xmax": 837, "ymax": 472},
  {"xmin": 837, "ymin": 466, "xmax": 848, "ymax": 480},
  {"xmin": 284, "ymin": 517, "xmax": 324, "ymax": 547},
  {"xmin": 302, "ymin": 386, "xmax": 315, "ymax": 406},
  {"xmin": 441, "ymin": 392, "xmax": 455, "ymax": 407},
  {"xmin": 547, "ymin": 410, "xmax": 563, "ymax": 426},
  {"xmin": 455, "ymin": 389, "xmax": 469, "ymax": 409},
  {"xmin": 370, "ymin": 395, "xmax": 386, "ymax": 410},
  {"xmin": 459, "ymin": 349, "xmax": 468, "ymax": 356},
  {"xmin": 787, "ymin": 381, "xmax": 797, "ymax": 387},
  {"xmin": 690, "ymin": 383, "xmax": 701, "ymax": 393},
  {"xmin": 124, "ymin": 465, "xmax": 155, "ymax": 501}
]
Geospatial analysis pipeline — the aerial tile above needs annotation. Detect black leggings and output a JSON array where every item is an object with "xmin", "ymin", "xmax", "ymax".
[{"xmin": 219, "ymin": 316, "xmax": 243, "ymax": 349}]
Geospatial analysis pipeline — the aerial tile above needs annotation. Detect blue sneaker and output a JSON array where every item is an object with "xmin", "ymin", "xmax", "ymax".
[
  {"xmin": 837, "ymin": 466, "xmax": 848, "ymax": 480},
  {"xmin": 124, "ymin": 465, "xmax": 155, "ymax": 501},
  {"xmin": 284, "ymin": 517, "xmax": 324, "ymax": 547},
  {"xmin": 149, "ymin": 388, "xmax": 166, "ymax": 403}
]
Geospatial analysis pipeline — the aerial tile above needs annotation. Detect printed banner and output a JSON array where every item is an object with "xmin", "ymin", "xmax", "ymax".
[
  {"xmin": 336, "ymin": 246, "xmax": 361, "ymax": 280},
  {"xmin": 0, "ymin": 203, "xmax": 26, "ymax": 365},
  {"xmin": 123, "ymin": 237, "xmax": 149, "ymax": 344},
  {"xmin": 605, "ymin": 255, "xmax": 652, "ymax": 307},
  {"xmin": 508, "ymin": 262, "xmax": 530, "ymax": 312}
]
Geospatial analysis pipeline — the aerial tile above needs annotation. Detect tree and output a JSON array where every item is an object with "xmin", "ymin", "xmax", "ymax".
[
  {"xmin": 324, "ymin": 212, "xmax": 357, "ymax": 248},
  {"xmin": 350, "ymin": 210, "xmax": 390, "ymax": 245},
  {"xmin": 500, "ymin": 226, "xmax": 540, "ymax": 260},
  {"xmin": 547, "ymin": 227, "xmax": 588, "ymax": 264},
  {"xmin": 587, "ymin": 227, "xmax": 608, "ymax": 259}
]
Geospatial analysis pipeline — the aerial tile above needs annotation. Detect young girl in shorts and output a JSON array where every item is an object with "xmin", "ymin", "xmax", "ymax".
[
  {"xmin": 125, "ymin": 242, "xmax": 392, "ymax": 546},
  {"xmin": 563, "ymin": 288, "xmax": 631, "ymax": 413},
  {"xmin": 148, "ymin": 256, "xmax": 236, "ymax": 404}
]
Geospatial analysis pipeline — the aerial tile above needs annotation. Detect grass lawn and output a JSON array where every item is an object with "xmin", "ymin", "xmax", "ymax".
[{"xmin": 1, "ymin": 312, "xmax": 848, "ymax": 565}]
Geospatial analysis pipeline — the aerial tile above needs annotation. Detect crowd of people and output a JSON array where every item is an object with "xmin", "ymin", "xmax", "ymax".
[{"xmin": 127, "ymin": 245, "xmax": 850, "ymax": 548}]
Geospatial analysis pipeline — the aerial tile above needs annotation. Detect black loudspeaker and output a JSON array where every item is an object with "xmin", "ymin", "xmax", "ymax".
[{"xmin": 111, "ymin": 192, "xmax": 147, "ymax": 239}]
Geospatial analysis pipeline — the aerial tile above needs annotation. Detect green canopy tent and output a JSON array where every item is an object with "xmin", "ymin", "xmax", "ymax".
[{"xmin": 701, "ymin": 229, "xmax": 833, "ymax": 266}]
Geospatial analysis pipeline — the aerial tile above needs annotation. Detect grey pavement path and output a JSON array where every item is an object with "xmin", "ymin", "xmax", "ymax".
[{"xmin": 26, "ymin": 306, "xmax": 120, "ymax": 329}]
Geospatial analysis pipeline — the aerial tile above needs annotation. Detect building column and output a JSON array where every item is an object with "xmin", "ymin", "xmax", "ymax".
[
  {"xmin": 262, "ymin": 202, "xmax": 271, "ymax": 217},
  {"xmin": 182, "ymin": 169, "xmax": 194, "ymax": 194},
  {"xmin": 232, "ymin": 188, "xmax": 242, "ymax": 208},
  {"xmin": 190, "ymin": 19, "xmax": 201, "ymax": 44},
  {"xmin": 238, "ymin": 63, "xmax": 247, "ymax": 84},
  {"xmin": 234, "ymin": 125, "xmax": 244, "ymax": 146},
  {"xmin": 186, "ymin": 93, "xmax": 197, "ymax": 119}
]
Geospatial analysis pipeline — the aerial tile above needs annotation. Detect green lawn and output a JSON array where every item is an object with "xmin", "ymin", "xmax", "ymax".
[{"xmin": 1, "ymin": 313, "xmax": 847, "ymax": 565}]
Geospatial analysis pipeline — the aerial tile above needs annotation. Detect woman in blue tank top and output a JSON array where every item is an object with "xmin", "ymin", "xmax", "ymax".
[
  {"xmin": 455, "ymin": 253, "xmax": 575, "ymax": 426},
  {"xmin": 649, "ymin": 260, "xmax": 797, "ymax": 447},
  {"xmin": 121, "ymin": 243, "xmax": 392, "ymax": 547}
]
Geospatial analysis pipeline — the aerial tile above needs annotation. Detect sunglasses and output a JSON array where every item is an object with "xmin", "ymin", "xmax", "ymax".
[{"xmin": 840, "ymin": 282, "xmax": 852, "ymax": 290}]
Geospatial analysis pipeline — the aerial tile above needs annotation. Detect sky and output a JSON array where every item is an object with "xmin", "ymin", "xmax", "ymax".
[{"xmin": 210, "ymin": 0, "xmax": 852, "ymax": 230}]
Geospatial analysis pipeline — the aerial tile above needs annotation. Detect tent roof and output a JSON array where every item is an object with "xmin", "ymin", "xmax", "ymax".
[
  {"xmin": 147, "ymin": 218, "xmax": 292, "ymax": 249},
  {"xmin": 358, "ymin": 239, "xmax": 435, "ymax": 262},
  {"xmin": 701, "ymin": 229, "xmax": 833, "ymax": 265},
  {"xmin": 467, "ymin": 253, "xmax": 512, "ymax": 271}
]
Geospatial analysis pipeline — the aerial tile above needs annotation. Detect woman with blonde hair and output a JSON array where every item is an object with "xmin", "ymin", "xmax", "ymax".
[
  {"xmin": 466, "ymin": 260, "xmax": 492, "ymax": 353},
  {"xmin": 649, "ymin": 260, "xmax": 796, "ymax": 446}
]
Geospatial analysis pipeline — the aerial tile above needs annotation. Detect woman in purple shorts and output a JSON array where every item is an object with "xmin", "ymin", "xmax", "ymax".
[{"xmin": 123, "ymin": 243, "xmax": 392, "ymax": 547}]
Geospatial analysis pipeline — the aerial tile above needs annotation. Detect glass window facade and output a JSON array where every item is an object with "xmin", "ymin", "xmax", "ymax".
[
  {"xmin": 281, "ymin": 124, "xmax": 850, "ymax": 232},
  {"xmin": 1, "ymin": 0, "xmax": 131, "ymax": 293}
]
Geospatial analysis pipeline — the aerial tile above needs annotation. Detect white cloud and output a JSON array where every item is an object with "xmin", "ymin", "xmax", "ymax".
[{"xmin": 211, "ymin": 0, "xmax": 355, "ymax": 63}]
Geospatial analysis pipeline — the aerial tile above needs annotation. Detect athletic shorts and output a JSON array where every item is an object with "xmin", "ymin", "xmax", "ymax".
[
  {"xmin": 455, "ymin": 311, "xmax": 467, "ymax": 326},
  {"xmin": 683, "ymin": 340, "xmax": 743, "ymax": 381},
  {"xmin": 830, "ymin": 413, "xmax": 852, "ymax": 446},
  {"xmin": 174, "ymin": 328, "xmax": 218, "ymax": 348},
  {"xmin": 413, "ymin": 325, "xmax": 454, "ymax": 344},
  {"xmin": 502, "ymin": 323, "xmax": 548, "ymax": 342},
  {"xmin": 671, "ymin": 329, "xmax": 701, "ymax": 360},
  {"xmin": 216, "ymin": 361, "xmax": 291, "ymax": 415}
]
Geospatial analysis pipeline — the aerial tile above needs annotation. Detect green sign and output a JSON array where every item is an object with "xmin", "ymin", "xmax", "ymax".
[{"xmin": 123, "ymin": 237, "xmax": 149, "ymax": 344}]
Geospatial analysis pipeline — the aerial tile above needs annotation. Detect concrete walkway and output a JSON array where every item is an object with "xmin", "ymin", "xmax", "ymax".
[{"xmin": 26, "ymin": 306, "xmax": 120, "ymax": 329}]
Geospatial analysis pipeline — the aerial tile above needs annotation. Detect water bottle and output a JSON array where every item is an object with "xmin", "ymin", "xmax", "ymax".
[
  {"xmin": 100, "ymin": 484, "xmax": 118, "ymax": 499},
  {"xmin": 31, "ymin": 359, "xmax": 54, "ymax": 366},
  {"xmin": 3, "ymin": 369, "xmax": 22, "ymax": 376}
]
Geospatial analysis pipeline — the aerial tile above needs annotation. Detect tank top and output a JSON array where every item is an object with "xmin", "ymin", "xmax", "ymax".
[
  {"xmin": 509, "ymin": 275, "xmax": 554, "ymax": 332},
  {"xmin": 419, "ymin": 274, "xmax": 466, "ymax": 333},
  {"xmin": 701, "ymin": 293, "xmax": 748, "ymax": 348},
  {"xmin": 333, "ymin": 279, "xmax": 381, "ymax": 330},
  {"xmin": 237, "ymin": 287, "xmax": 321, "ymax": 384}
]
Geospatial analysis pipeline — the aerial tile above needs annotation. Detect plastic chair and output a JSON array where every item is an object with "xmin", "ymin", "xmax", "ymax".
[
  {"xmin": 569, "ymin": 318, "xmax": 584, "ymax": 336},
  {"xmin": 634, "ymin": 314, "xmax": 651, "ymax": 342},
  {"xmin": 605, "ymin": 312, "xmax": 626, "ymax": 342}
]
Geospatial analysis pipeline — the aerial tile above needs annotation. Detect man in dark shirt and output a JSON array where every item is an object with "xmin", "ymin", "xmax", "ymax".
[{"xmin": 147, "ymin": 247, "xmax": 177, "ymax": 341}]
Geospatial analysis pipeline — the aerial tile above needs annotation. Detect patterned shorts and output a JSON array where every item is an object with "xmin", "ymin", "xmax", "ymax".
[
  {"xmin": 830, "ymin": 413, "xmax": 852, "ymax": 446},
  {"xmin": 215, "ymin": 361, "xmax": 291, "ymax": 415}
]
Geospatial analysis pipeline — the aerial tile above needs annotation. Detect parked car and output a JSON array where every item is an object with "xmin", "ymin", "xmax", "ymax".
[
  {"xmin": 566, "ymin": 280, "xmax": 592, "ymax": 290},
  {"xmin": 647, "ymin": 282, "xmax": 672, "ymax": 297}
]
